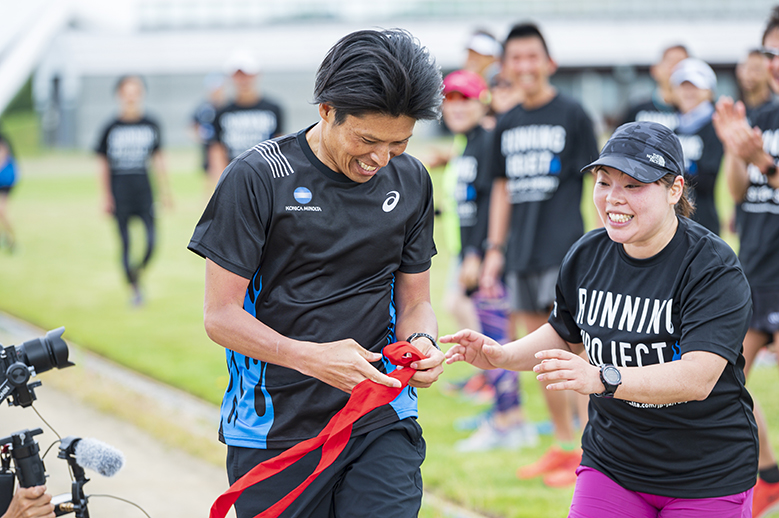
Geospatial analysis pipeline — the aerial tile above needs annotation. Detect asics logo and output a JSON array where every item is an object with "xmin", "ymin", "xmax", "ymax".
[{"xmin": 382, "ymin": 191, "xmax": 400, "ymax": 212}]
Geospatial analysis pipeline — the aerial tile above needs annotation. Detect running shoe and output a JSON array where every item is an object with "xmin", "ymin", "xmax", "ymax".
[
  {"xmin": 455, "ymin": 420, "xmax": 539, "ymax": 452},
  {"xmin": 516, "ymin": 445, "xmax": 582, "ymax": 480},
  {"xmin": 753, "ymin": 478, "xmax": 779, "ymax": 518}
]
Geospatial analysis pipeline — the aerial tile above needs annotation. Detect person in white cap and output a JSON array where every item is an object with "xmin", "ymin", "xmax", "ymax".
[
  {"xmin": 670, "ymin": 57, "xmax": 723, "ymax": 235},
  {"xmin": 464, "ymin": 30, "xmax": 502, "ymax": 81},
  {"xmin": 208, "ymin": 49, "xmax": 285, "ymax": 187}
]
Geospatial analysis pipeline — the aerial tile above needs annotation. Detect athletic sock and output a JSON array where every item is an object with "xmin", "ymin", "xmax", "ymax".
[
  {"xmin": 559, "ymin": 441, "xmax": 578, "ymax": 452},
  {"xmin": 759, "ymin": 465, "xmax": 779, "ymax": 484}
]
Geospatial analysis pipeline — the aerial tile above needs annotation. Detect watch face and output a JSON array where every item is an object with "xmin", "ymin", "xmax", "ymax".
[{"xmin": 603, "ymin": 366, "xmax": 621, "ymax": 385}]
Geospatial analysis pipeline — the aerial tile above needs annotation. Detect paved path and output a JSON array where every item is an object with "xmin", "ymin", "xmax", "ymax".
[
  {"xmin": 0, "ymin": 313, "xmax": 488, "ymax": 518},
  {"xmin": 0, "ymin": 313, "xmax": 234, "ymax": 518}
]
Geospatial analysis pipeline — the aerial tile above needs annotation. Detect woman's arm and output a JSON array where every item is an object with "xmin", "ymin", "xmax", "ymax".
[{"xmin": 534, "ymin": 348, "xmax": 727, "ymax": 405}]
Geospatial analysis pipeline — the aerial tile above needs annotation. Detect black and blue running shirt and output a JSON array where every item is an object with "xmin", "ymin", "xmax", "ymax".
[{"xmin": 189, "ymin": 127, "xmax": 436, "ymax": 449}]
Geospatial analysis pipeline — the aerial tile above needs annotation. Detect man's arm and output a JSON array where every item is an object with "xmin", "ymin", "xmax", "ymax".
[
  {"xmin": 479, "ymin": 177, "xmax": 510, "ymax": 296},
  {"xmin": 1, "ymin": 486, "xmax": 54, "ymax": 518},
  {"xmin": 393, "ymin": 269, "xmax": 444, "ymax": 388},
  {"xmin": 203, "ymin": 259, "xmax": 402, "ymax": 393}
]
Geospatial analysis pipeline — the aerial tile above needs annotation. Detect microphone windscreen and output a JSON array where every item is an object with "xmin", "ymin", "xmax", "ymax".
[{"xmin": 73, "ymin": 438, "xmax": 125, "ymax": 477}]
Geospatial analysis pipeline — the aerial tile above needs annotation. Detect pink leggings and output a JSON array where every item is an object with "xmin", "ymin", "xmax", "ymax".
[{"xmin": 569, "ymin": 466, "xmax": 753, "ymax": 518}]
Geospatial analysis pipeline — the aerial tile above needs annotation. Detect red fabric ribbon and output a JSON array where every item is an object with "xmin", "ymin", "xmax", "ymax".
[{"xmin": 209, "ymin": 341, "xmax": 425, "ymax": 518}]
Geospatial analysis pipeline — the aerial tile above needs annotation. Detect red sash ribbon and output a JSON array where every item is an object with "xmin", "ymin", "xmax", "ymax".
[{"xmin": 209, "ymin": 341, "xmax": 424, "ymax": 518}]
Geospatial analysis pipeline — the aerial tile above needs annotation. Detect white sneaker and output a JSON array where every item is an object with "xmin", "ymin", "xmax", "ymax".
[{"xmin": 455, "ymin": 420, "xmax": 539, "ymax": 452}]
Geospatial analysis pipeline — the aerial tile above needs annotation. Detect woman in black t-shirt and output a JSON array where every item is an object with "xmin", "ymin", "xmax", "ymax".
[{"xmin": 443, "ymin": 121, "xmax": 757, "ymax": 517}]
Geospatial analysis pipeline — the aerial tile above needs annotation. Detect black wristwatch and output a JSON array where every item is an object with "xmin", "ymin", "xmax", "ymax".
[
  {"xmin": 406, "ymin": 332, "xmax": 440, "ymax": 350},
  {"xmin": 595, "ymin": 364, "xmax": 621, "ymax": 398}
]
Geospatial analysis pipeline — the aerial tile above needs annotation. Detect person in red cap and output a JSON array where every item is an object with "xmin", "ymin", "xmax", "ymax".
[
  {"xmin": 444, "ymin": 120, "xmax": 757, "ymax": 518},
  {"xmin": 439, "ymin": 69, "xmax": 537, "ymax": 452}
]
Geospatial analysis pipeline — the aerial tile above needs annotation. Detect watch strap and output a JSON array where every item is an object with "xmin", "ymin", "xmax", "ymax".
[{"xmin": 406, "ymin": 332, "xmax": 440, "ymax": 350}]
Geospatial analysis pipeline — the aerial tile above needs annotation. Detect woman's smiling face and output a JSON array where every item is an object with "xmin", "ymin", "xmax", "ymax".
[{"xmin": 593, "ymin": 166, "xmax": 683, "ymax": 259}]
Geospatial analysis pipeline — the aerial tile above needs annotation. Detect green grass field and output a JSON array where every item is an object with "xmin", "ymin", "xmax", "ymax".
[{"xmin": 1, "ymin": 112, "xmax": 778, "ymax": 518}]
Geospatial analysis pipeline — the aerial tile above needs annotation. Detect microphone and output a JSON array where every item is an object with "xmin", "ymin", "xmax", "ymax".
[{"xmin": 73, "ymin": 438, "xmax": 125, "ymax": 477}]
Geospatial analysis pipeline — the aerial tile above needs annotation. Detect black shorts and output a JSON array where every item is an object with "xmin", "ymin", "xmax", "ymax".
[
  {"xmin": 226, "ymin": 418, "xmax": 425, "ymax": 518},
  {"xmin": 506, "ymin": 266, "xmax": 559, "ymax": 313},
  {"xmin": 750, "ymin": 285, "xmax": 779, "ymax": 335}
]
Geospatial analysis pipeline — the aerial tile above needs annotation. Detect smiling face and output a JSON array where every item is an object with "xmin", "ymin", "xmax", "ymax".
[
  {"xmin": 442, "ymin": 92, "xmax": 488, "ymax": 134},
  {"xmin": 502, "ymin": 36, "xmax": 556, "ymax": 102},
  {"xmin": 593, "ymin": 166, "xmax": 683, "ymax": 258},
  {"xmin": 315, "ymin": 105, "xmax": 416, "ymax": 183},
  {"xmin": 764, "ymin": 28, "xmax": 779, "ymax": 88}
]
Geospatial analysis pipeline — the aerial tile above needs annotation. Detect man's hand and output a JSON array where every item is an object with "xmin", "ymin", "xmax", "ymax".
[
  {"xmin": 441, "ymin": 329, "xmax": 504, "ymax": 370},
  {"xmin": 479, "ymin": 249, "xmax": 505, "ymax": 298},
  {"xmin": 2, "ymin": 486, "xmax": 54, "ymax": 518},
  {"xmin": 305, "ymin": 338, "xmax": 402, "ymax": 393},
  {"xmin": 406, "ymin": 338, "xmax": 445, "ymax": 389}
]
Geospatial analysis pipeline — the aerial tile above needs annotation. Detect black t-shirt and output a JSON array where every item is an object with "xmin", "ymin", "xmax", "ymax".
[
  {"xmin": 455, "ymin": 126, "xmax": 492, "ymax": 257},
  {"xmin": 621, "ymin": 97, "xmax": 680, "ymax": 130},
  {"xmin": 676, "ymin": 120, "xmax": 723, "ymax": 235},
  {"xmin": 737, "ymin": 105, "xmax": 779, "ymax": 289},
  {"xmin": 188, "ymin": 127, "xmax": 436, "ymax": 449},
  {"xmin": 212, "ymin": 98, "xmax": 284, "ymax": 161},
  {"xmin": 492, "ymin": 94, "xmax": 599, "ymax": 274},
  {"xmin": 95, "ymin": 116, "xmax": 161, "ymax": 208},
  {"xmin": 549, "ymin": 218, "xmax": 757, "ymax": 498}
]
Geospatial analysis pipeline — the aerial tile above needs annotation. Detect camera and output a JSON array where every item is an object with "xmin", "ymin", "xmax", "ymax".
[{"xmin": 0, "ymin": 327, "xmax": 73, "ymax": 407}]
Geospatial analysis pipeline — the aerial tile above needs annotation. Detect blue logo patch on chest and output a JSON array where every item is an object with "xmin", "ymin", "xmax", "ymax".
[{"xmin": 294, "ymin": 187, "xmax": 312, "ymax": 204}]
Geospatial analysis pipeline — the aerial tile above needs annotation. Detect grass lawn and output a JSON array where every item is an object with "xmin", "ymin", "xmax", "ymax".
[{"xmin": 1, "ymin": 112, "xmax": 776, "ymax": 517}]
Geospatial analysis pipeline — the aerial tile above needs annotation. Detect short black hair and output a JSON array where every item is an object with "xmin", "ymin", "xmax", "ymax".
[
  {"xmin": 313, "ymin": 29, "xmax": 443, "ymax": 124},
  {"xmin": 764, "ymin": 5, "xmax": 779, "ymax": 45},
  {"xmin": 504, "ymin": 23, "xmax": 550, "ymax": 57}
]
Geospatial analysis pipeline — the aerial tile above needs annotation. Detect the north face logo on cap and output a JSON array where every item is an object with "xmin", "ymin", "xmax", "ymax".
[{"xmin": 647, "ymin": 153, "xmax": 665, "ymax": 167}]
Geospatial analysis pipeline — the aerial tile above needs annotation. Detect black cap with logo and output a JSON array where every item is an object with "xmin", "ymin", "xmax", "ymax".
[{"xmin": 581, "ymin": 121, "xmax": 684, "ymax": 183}]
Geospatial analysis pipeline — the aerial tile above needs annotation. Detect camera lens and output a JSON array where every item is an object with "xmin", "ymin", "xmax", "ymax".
[{"xmin": 15, "ymin": 327, "xmax": 73, "ymax": 375}]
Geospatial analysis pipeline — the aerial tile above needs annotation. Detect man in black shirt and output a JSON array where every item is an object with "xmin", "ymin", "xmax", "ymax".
[
  {"xmin": 189, "ymin": 29, "xmax": 444, "ymax": 518},
  {"xmin": 207, "ymin": 50, "xmax": 285, "ymax": 188},
  {"xmin": 737, "ymin": 49, "xmax": 776, "ymax": 120},
  {"xmin": 714, "ymin": 7, "xmax": 779, "ymax": 517},
  {"xmin": 480, "ymin": 22, "xmax": 598, "ymax": 487}
]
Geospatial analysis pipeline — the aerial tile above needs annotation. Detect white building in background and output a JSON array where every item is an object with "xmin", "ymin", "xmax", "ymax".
[{"xmin": 0, "ymin": 0, "xmax": 776, "ymax": 149}]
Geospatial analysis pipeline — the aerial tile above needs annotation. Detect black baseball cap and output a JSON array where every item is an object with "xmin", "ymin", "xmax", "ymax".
[{"xmin": 581, "ymin": 121, "xmax": 684, "ymax": 183}]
